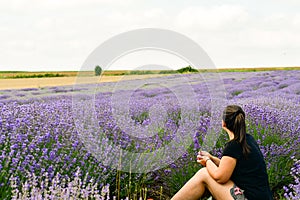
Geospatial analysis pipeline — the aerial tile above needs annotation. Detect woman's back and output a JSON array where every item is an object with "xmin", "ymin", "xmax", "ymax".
[{"xmin": 223, "ymin": 134, "xmax": 273, "ymax": 200}]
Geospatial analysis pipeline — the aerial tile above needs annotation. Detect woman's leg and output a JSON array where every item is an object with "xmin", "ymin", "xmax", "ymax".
[{"xmin": 171, "ymin": 167, "xmax": 235, "ymax": 200}]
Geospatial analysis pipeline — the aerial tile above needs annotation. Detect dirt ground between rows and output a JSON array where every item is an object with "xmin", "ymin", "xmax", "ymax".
[{"xmin": 0, "ymin": 74, "xmax": 167, "ymax": 90}]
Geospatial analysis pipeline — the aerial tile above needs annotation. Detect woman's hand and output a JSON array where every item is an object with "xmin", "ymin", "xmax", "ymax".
[
  {"xmin": 198, "ymin": 151, "xmax": 212, "ymax": 158},
  {"xmin": 197, "ymin": 151, "xmax": 211, "ymax": 167}
]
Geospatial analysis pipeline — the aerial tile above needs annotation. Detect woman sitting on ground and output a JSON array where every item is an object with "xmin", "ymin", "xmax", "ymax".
[{"xmin": 171, "ymin": 105, "xmax": 273, "ymax": 200}]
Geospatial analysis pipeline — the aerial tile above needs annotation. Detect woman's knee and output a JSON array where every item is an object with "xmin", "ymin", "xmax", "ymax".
[
  {"xmin": 195, "ymin": 167, "xmax": 209, "ymax": 182},
  {"xmin": 197, "ymin": 167, "xmax": 209, "ymax": 175}
]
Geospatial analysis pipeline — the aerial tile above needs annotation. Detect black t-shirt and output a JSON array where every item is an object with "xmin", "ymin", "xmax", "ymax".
[{"xmin": 222, "ymin": 134, "xmax": 273, "ymax": 200}]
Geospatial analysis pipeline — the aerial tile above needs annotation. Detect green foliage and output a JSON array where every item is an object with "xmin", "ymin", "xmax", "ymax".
[
  {"xmin": 126, "ymin": 70, "xmax": 155, "ymax": 75},
  {"xmin": 116, "ymin": 170, "xmax": 153, "ymax": 199},
  {"xmin": 248, "ymin": 121, "xmax": 296, "ymax": 193},
  {"xmin": 232, "ymin": 90, "xmax": 243, "ymax": 96},
  {"xmin": 95, "ymin": 65, "xmax": 102, "ymax": 76},
  {"xmin": 11, "ymin": 73, "xmax": 65, "ymax": 79},
  {"xmin": 132, "ymin": 111, "xmax": 149, "ymax": 124},
  {"xmin": 0, "ymin": 160, "xmax": 12, "ymax": 198},
  {"xmin": 214, "ymin": 131, "xmax": 229, "ymax": 148},
  {"xmin": 160, "ymin": 146, "xmax": 213, "ymax": 199},
  {"xmin": 267, "ymin": 155, "xmax": 294, "ymax": 193},
  {"xmin": 162, "ymin": 155, "xmax": 199, "ymax": 195},
  {"xmin": 176, "ymin": 66, "xmax": 198, "ymax": 73},
  {"xmin": 158, "ymin": 70, "xmax": 178, "ymax": 74},
  {"xmin": 168, "ymin": 109, "xmax": 181, "ymax": 127},
  {"xmin": 278, "ymin": 84, "xmax": 288, "ymax": 89}
]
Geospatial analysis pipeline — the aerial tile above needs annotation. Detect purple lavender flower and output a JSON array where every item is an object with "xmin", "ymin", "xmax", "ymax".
[{"xmin": 0, "ymin": 70, "xmax": 299, "ymax": 199}]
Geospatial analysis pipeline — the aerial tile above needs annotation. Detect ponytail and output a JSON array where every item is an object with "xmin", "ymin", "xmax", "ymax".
[
  {"xmin": 223, "ymin": 105, "xmax": 251, "ymax": 158},
  {"xmin": 233, "ymin": 113, "xmax": 251, "ymax": 157}
]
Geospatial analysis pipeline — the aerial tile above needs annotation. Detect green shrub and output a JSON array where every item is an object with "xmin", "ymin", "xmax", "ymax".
[
  {"xmin": 176, "ymin": 66, "xmax": 198, "ymax": 73},
  {"xmin": 95, "ymin": 65, "xmax": 102, "ymax": 76}
]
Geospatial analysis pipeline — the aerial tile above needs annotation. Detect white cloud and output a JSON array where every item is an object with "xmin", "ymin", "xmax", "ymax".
[
  {"xmin": 175, "ymin": 5, "xmax": 249, "ymax": 30},
  {"xmin": 237, "ymin": 29, "xmax": 300, "ymax": 48},
  {"xmin": 104, "ymin": 8, "xmax": 170, "ymax": 29},
  {"xmin": 233, "ymin": 12, "xmax": 300, "ymax": 48},
  {"xmin": 261, "ymin": 13, "xmax": 300, "ymax": 31},
  {"xmin": 0, "ymin": 0, "xmax": 136, "ymax": 12},
  {"xmin": 0, "ymin": 1, "xmax": 300, "ymax": 70},
  {"xmin": 292, "ymin": 14, "xmax": 300, "ymax": 29}
]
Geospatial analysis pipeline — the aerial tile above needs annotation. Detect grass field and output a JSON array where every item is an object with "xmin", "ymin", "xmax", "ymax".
[
  {"xmin": 0, "ymin": 71, "xmax": 127, "ymax": 78},
  {"xmin": 1, "ymin": 67, "xmax": 299, "ymax": 90},
  {"xmin": 0, "ymin": 74, "xmax": 168, "ymax": 90},
  {"xmin": 0, "ymin": 67, "xmax": 299, "ymax": 79}
]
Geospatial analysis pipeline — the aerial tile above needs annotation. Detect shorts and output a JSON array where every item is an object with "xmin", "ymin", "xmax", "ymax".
[{"xmin": 230, "ymin": 184, "xmax": 248, "ymax": 200}]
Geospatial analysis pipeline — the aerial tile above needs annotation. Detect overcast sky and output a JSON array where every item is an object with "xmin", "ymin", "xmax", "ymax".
[{"xmin": 1, "ymin": 0, "xmax": 300, "ymax": 71}]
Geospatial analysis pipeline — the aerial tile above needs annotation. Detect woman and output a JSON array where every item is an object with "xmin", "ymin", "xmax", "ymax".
[{"xmin": 171, "ymin": 105, "xmax": 273, "ymax": 200}]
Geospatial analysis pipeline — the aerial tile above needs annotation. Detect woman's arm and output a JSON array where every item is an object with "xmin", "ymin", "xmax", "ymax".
[
  {"xmin": 205, "ymin": 156, "xmax": 236, "ymax": 184},
  {"xmin": 198, "ymin": 151, "xmax": 221, "ymax": 166},
  {"xmin": 210, "ymin": 155, "xmax": 221, "ymax": 166}
]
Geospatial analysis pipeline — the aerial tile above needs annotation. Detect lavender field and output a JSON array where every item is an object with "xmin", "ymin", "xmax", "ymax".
[{"xmin": 0, "ymin": 70, "xmax": 299, "ymax": 199}]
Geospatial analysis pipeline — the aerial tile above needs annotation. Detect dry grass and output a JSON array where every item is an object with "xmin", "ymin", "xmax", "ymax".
[
  {"xmin": 0, "ymin": 74, "xmax": 167, "ymax": 90},
  {"xmin": 1, "ymin": 67, "xmax": 299, "ymax": 90},
  {"xmin": 0, "ymin": 71, "xmax": 130, "ymax": 78}
]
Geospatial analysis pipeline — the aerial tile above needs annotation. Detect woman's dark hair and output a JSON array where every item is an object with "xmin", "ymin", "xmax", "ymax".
[{"xmin": 223, "ymin": 105, "xmax": 251, "ymax": 157}]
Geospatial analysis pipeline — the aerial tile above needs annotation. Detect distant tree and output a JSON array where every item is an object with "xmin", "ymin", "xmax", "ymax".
[
  {"xmin": 177, "ymin": 65, "xmax": 198, "ymax": 73},
  {"xmin": 94, "ymin": 65, "xmax": 102, "ymax": 76}
]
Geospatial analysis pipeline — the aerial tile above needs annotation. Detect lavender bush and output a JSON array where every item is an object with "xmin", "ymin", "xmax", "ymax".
[
  {"xmin": 0, "ymin": 70, "xmax": 299, "ymax": 199},
  {"xmin": 284, "ymin": 158, "xmax": 300, "ymax": 200},
  {"xmin": 10, "ymin": 167, "xmax": 109, "ymax": 200}
]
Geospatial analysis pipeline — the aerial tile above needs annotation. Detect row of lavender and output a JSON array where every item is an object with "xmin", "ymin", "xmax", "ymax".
[{"xmin": 0, "ymin": 70, "xmax": 299, "ymax": 199}]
